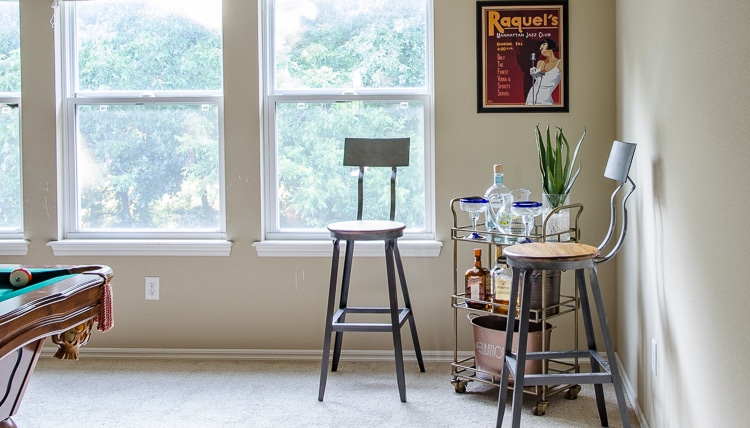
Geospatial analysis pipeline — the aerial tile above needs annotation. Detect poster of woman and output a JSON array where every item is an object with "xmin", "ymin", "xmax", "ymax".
[{"xmin": 476, "ymin": 1, "xmax": 568, "ymax": 113}]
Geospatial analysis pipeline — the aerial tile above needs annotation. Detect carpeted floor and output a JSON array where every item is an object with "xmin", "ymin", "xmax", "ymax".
[{"xmin": 12, "ymin": 358, "xmax": 640, "ymax": 427}]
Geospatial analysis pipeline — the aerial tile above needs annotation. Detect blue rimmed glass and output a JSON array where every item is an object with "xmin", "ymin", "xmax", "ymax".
[
  {"xmin": 511, "ymin": 200, "xmax": 542, "ymax": 236},
  {"xmin": 459, "ymin": 197, "xmax": 489, "ymax": 240}
]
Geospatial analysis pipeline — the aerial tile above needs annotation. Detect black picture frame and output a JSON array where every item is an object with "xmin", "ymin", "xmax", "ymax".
[{"xmin": 477, "ymin": 0, "xmax": 569, "ymax": 113}]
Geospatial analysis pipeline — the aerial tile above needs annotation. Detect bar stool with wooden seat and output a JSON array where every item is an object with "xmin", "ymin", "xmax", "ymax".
[
  {"xmin": 496, "ymin": 141, "xmax": 637, "ymax": 427},
  {"xmin": 318, "ymin": 137, "xmax": 425, "ymax": 403}
]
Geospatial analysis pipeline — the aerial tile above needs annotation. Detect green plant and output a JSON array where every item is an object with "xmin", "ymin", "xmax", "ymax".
[{"xmin": 535, "ymin": 124, "xmax": 585, "ymax": 207}]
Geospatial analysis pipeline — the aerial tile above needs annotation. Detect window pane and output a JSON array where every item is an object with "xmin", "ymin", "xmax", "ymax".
[
  {"xmin": 0, "ymin": 1, "xmax": 20, "ymax": 94},
  {"xmin": 75, "ymin": 104, "xmax": 220, "ymax": 231},
  {"xmin": 275, "ymin": 101, "xmax": 425, "ymax": 230},
  {"xmin": 273, "ymin": 0, "xmax": 427, "ymax": 91},
  {"xmin": 0, "ymin": 104, "xmax": 20, "ymax": 231},
  {"xmin": 75, "ymin": 0, "xmax": 222, "ymax": 92}
]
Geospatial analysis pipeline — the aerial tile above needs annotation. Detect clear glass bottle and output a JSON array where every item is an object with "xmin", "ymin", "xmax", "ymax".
[
  {"xmin": 465, "ymin": 248, "xmax": 490, "ymax": 310},
  {"xmin": 491, "ymin": 246, "xmax": 513, "ymax": 314},
  {"xmin": 483, "ymin": 164, "xmax": 511, "ymax": 233}
]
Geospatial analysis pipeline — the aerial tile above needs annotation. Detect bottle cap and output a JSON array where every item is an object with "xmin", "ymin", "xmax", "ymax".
[
  {"xmin": 493, "ymin": 164, "xmax": 503, "ymax": 174},
  {"xmin": 474, "ymin": 248, "xmax": 482, "ymax": 257}
]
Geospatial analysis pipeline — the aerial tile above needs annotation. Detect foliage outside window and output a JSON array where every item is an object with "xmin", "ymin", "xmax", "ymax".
[
  {"xmin": 0, "ymin": 0, "xmax": 21, "ymax": 237},
  {"xmin": 58, "ymin": 0, "xmax": 224, "ymax": 239},
  {"xmin": 263, "ymin": 0, "xmax": 434, "ymax": 240}
]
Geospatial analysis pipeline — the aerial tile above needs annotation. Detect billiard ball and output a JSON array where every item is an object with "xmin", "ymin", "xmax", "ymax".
[{"xmin": 9, "ymin": 268, "xmax": 32, "ymax": 288}]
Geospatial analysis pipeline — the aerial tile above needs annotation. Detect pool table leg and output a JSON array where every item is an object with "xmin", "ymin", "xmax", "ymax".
[
  {"xmin": 51, "ymin": 319, "xmax": 93, "ymax": 360},
  {"xmin": 0, "ymin": 339, "xmax": 45, "ymax": 427},
  {"xmin": 0, "ymin": 417, "xmax": 18, "ymax": 427}
]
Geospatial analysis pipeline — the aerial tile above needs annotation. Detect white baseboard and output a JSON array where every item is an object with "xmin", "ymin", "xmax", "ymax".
[{"xmin": 615, "ymin": 353, "xmax": 650, "ymax": 428}]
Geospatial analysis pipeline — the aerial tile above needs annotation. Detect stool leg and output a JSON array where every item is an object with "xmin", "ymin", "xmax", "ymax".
[
  {"xmin": 319, "ymin": 238, "xmax": 342, "ymax": 401},
  {"xmin": 496, "ymin": 265, "xmax": 522, "ymax": 427},
  {"xmin": 588, "ymin": 266, "xmax": 632, "ymax": 428},
  {"xmin": 509, "ymin": 268, "xmax": 534, "ymax": 427},
  {"xmin": 332, "ymin": 240, "xmax": 355, "ymax": 371},
  {"xmin": 394, "ymin": 242, "xmax": 425, "ymax": 372},
  {"xmin": 576, "ymin": 268, "xmax": 609, "ymax": 426},
  {"xmin": 385, "ymin": 239, "xmax": 407, "ymax": 402}
]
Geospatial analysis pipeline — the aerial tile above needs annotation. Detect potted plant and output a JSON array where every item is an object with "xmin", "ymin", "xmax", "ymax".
[{"xmin": 535, "ymin": 123, "xmax": 585, "ymax": 241}]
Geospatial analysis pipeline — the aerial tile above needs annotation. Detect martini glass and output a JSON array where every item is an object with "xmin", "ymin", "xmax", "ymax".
[
  {"xmin": 459, "ymin": 197, "xmax": 489, "ymax": 240},
  {"xmin": 511, "ymin": 200, "xmax": 543, "ymax": 237}
]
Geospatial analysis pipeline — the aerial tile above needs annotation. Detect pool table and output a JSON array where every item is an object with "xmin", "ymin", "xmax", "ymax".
[{"xmin": 0, "ymin": 265, "xmax": 113, "ymax": 428}]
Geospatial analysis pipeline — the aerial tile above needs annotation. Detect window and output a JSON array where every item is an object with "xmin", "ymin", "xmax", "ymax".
[
  {"xmin": 261, "ymin": 0, "xmax": 435, "ymax": 242},
  {"xmin": 56, "ymin": 0, "xmax": 225, "ymax": 241},
  {"xmin": 0, "ymin": 0, "xmax": 21, "ymax": 239}
]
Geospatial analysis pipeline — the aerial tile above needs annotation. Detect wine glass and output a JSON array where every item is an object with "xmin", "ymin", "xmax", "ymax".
[
  {"xmin": 459, "ymin": 197, "xmax": 489, "ymax": 240},
  {"xmin": 511, "ymin": 200, "xmax": 543, "ymax": 237}
]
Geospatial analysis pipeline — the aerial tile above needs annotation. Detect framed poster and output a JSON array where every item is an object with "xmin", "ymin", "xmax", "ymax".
[{"xmin": 477, "ymin": 0, "xmax": 568, "ymax": 113}]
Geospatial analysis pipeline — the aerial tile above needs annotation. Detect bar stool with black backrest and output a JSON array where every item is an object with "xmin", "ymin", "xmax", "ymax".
[
  {"xmin": 318, "ymin": 137, "xmax": 425, "ymax": 403},
  {"xmin": 496, "ymin": 140, "xmax": 637, "ymax": 427}
]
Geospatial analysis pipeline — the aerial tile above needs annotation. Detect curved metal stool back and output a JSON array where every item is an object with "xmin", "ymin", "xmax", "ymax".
[
  {"xmin": 318, "ymin": 137, "xmax": 425, "ymax": 403},
  {"xmin": 496, "ymin": 141, "xmax": 636, "ymax": 427}
]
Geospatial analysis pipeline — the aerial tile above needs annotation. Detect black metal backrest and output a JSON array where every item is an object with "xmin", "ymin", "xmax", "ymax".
[
  {"xmin": 597, "ymin": 140, "xmax": 637, "ymax": 264},
  {"xmin": 343, "ymin": 138, "xmax": 410, "ymax": 221}
]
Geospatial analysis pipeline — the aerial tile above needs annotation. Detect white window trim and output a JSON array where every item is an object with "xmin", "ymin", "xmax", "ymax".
[
  {"xmin": 53, "ymin": 2, "xmax": 229, "ymax": 248},
  {"xmin": 259, "ymin": 0, "xmax": 437, "ymax": 244},
  {"xmin": 0, "ymin": 240, "xmax": 29, "ymax": 256},
  {"xmin": 48, "ymin": 239, "xmax": 232, "ymax": 257}
]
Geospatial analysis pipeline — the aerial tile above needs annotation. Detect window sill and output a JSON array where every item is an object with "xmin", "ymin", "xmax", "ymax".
[
  {"xmin": 0, "ymin": 240, "xmax": 30, "ymax": 256},
  {"xmin": 253, "ymin": 240, "xmax": 443, "ymax": 258},
  {"xmin": 48, "ymin": 239, "xmax": 233, "ymax": 257}
]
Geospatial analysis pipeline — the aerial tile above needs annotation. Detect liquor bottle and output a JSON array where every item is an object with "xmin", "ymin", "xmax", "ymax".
[
  {"xmin": 483, "ymin": 164, "xmax": 511, "ymax": 233},
  {"xmin": 465, "ymin": 248, "xmax": 490, "ymax": 310},
  {"xmin": 490, "ymin": 246, "xmax": 513, "ymax": 314}
]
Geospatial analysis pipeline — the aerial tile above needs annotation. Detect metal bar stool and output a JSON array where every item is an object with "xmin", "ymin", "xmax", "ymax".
[
  {"xmin": 318, "ymin": 137, "xmax": 425, "ymax": 403},
  {"xmin": 496, "ymin": 140, "xmax": 637, "ymax": 427}
]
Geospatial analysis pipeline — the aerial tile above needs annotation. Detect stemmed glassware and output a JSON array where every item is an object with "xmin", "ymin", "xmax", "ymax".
[
  {"xmin": 459, "ymin": 197, "xmax": 489, "ymax": 240},
  {"xmin": 511, "ymin": 200, "xmax": 543, "ymax": 237}
]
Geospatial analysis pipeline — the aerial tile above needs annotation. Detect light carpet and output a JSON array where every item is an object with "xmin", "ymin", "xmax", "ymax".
[{"xmin": 12, "ymin": 358, "xmax": 640, "ymax": 427}]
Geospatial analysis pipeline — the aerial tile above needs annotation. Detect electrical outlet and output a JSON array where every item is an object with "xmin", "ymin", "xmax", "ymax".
[
  {"xmin": 145, "ymin": 277, "xmax": 159, "ymax": 300},
  {"xmin": 651, "ymin": 338, "xmax": 657, "ymax": 376}
]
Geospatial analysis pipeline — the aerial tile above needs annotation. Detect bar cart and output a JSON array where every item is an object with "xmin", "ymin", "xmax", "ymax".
[{"xmin": 449, "ymin": 196, "xmax": 584, "ymax": 416}]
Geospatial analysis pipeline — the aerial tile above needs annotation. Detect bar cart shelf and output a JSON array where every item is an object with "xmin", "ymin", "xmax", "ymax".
[{"xmin": 449, "ymin": 196, "xmax": 584, "ymax": 416}]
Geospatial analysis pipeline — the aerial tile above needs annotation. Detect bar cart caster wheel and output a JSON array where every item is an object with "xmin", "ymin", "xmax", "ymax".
[
  {"xmin": 533, "ymin": 400, "xmax": 549, "ymax": 416},
  {"xmin": 451, "ymin": 379, "xmax": 467, "ymax": 393},
  {"xmin": 564, "ymin": 385, "xmax": 581, "ymax": 400}
]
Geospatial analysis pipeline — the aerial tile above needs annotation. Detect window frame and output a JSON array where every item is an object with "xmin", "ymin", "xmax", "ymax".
[
  {"xmin": 0, "ymin": 0, "xmax": 22, "ymax": 243},
  {"xmin": 259, "ymin": 0, "xmax": 437, "ymax": 243},
  {"xmin": 55, "ymin": 1, "xmax": 227, "ymax": 243}
]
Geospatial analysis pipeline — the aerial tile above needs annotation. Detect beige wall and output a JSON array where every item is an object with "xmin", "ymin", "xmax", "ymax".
[{"xmin": 617, "ymin": 0, "xmax": 750, "ymax": 427}]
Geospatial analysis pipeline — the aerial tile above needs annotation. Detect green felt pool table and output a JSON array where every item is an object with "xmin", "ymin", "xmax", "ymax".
[{"xmin": 0, "ymin": 265, "xmax": 113, "ymax": 428}]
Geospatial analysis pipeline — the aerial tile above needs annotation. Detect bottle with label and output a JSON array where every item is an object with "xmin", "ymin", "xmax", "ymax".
[
  {"xmin": 465, "ymin": 248, "xmax": 490, "ymax": 310},
  {"xmin": 490, "ymin": 246, "xmax": 513, "ymax": 314},
  {"xmin": 483, "ymin": 164, "xmax": 511, "ymax": 234}
]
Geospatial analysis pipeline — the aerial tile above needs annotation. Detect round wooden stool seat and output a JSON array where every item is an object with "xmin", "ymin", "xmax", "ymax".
[
  {"xmin": 328, "ymin": 220, "xmax": 405, "ymax": 241},
  {"xmin": 503, "ymin": 242, "xmax": 600, "ymax": 262}
]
